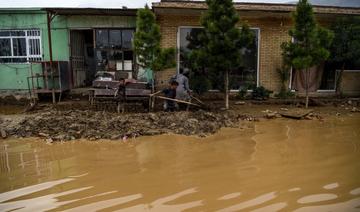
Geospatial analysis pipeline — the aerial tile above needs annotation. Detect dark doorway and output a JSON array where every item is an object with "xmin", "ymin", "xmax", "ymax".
[{"xmin": 70, "ymin": 29, "xmax": 95, "ymax": 87}]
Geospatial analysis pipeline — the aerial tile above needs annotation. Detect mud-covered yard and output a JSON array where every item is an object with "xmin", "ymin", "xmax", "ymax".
[{"xmin": 0, "ymin": 98, "xmax": 359, "ymax": 142}]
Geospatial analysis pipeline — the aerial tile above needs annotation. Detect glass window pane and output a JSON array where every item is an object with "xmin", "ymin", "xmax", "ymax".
[
  {"xmin": 13, "ymin": 38, "xmax": 27, "ymax": 56},
  {"xmin": 11, "ymin": 31, "xmax": 26, "ymax": 36},
  {"xmin": 0, "ymin": 58, "xmax": 12, "ymax": 63},
  {"xmin": 0, "ymin": 31, "xmax": 11, "ymax": 36},
  {"xmin": 109, "ymin": 30, "xmax": 121, "ymax": 49},
  {"xmin": 318, "ymin": 61, "xmax": 338, "ymax": 90},
  {"xmin": 12, "ymin": 58, "xmax": 27, "ymax": 63},
  {"xmin": 230, "ymin": 29, "xmax": 258, "ymax": 90},
  {"xmin": 110, "ymin": 50, "xmax": 123, "ymax": 60},
  {"xmin": 122, "ymin": 30, "xmax": 134, "ymax": 49},
  {"xmin": 179, "ymin": 28, "xmax": 204, "ymax": 71},
  {"xmin": 96, "ymin": 29, "xmax": 109, "ymax": 49},
  {"xmin": 124, "ymin": 51, "xmax": 133, "ymax": 60},
  {"xmin": 29, "ymin": 39, "xmax": 41, "ymax": 55},
  {"xmin": 0, "ymin": 38, "xmax": 11, "ymax": 56},
  {"xmin": 179, "ymin": 28, "xmax": 259, "ymax": 90}
]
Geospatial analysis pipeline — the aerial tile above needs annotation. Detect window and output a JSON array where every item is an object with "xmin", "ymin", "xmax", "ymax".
[
  {"xmin": 96, "ymin": 29, "xmax": 109, "ymax": 49},
  {"xmin": 122, "ymin": 30, "xmax": 134, "ymax": 49},
  {"xmin": 95, "ymin": 29, "xmax": 134, "ymax": 50},
  {"xmin": 178, "ymin": 27, "xmax": 259, "ymax": 90},
  {"xmin": 109, "ymin": 30, "xmax": 121, "ymax": 49},
  {"xmin": 0, "ymin": 30, "xmax": 42, "ymax": 63},
  {"xmin": 95, "ymin": 29, "xmax": 135, "ymax": 73}
]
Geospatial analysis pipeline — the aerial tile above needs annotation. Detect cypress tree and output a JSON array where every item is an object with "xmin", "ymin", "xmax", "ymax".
[
  {"xmin": 282, "ymin": 0, "xmax": 333, "ymax": 108},
  {"xmin": 134, "ymin": 5, "xmax": 175, "ymax": 76},
  {"xmin": 193, "ymin": 0, "xmax": 253, "ymax": 109}
]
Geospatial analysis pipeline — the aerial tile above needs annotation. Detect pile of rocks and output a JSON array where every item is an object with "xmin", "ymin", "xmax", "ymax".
[{"xmin": 2, "ymin": 109, "xmax": 245, "ymax": 141}]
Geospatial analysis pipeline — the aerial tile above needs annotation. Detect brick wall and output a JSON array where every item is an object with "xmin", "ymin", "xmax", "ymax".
[
  {"xmin": 340, "ymin": 71, "xmax": 360, "ymax": 96},
  {"xmin": 156, "ymin": 14, "xmax": 292, "ymax": 93}
]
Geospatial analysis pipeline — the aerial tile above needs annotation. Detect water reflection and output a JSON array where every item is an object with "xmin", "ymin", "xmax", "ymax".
[
  {"xmin": 217, "ymin": 192, "xmax": 277, "ymax": 212},
  {"xmin": 297, "ymin": 193, "xmax": 338, "ymax": 204},
  {"xmin": 0, "ymin": 115, "xmax": 360, "ymax": 211},
  {"xmin": 323, "ymin": 182, "xmax": 339, "ymax": 190}
]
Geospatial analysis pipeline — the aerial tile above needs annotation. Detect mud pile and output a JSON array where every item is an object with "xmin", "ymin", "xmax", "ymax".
[{"xmin": 2, "ymin": 109, "xmax": 248, "ymax": 141}]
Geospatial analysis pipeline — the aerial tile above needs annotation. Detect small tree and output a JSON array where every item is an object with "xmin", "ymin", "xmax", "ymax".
[
  {"xmin": 192, "ymin": 0, "xmax": 253, "ymax": 109},
  {"xmin": 330, "ymin": 17, "xmax": 360, "ymax": 96},
  {"xmin": 281, "ymin": 0, "xmax": 333, "ymax": 108},
  {"xmin": 134, "ymin": 5, "xmax": 176, "ymax": 83}
]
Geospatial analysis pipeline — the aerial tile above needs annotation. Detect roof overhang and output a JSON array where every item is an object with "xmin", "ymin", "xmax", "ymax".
[
  {"xmin": 42, "ymin": 8, "xmax": 137, "ymax": 16},
  {"xmin": 153, "ymin": 1, "xmax": 360, "ymax": 16}
]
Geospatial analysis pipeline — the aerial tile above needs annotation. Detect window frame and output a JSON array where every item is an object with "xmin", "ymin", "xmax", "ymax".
[
  {"xmin": 94, "ymin": 28, "xmax": 135, "ymax": 72},
  {"xmin": 0, "ymin": 29, "xmax": 42, "ymax": 64},
  {"xmin": 177, "ymin": 26, "xmax": 260, "ymax": 91}
]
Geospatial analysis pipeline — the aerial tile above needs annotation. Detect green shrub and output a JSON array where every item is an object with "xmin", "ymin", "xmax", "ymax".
[
  {"xmin": 251, "ymin": 86, "xmax": 272, "ymax": 100},
  {"xmin": 276, "ymin": 88, "xmax": 295, "ymax": 99},
  {"xmin": 237, "ymin": 85, "xmax": 249, "ymax": 100},
  {"xmin": 276, "ymin": 65, "xmax": 295, "ymax": 99}
]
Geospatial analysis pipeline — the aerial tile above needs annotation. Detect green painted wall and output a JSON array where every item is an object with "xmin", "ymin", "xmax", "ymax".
[
  {"xmin": 0, "ymin": 9, "xmax": 136, "ymax": 91},
  {"xmin": 0, "ymin": 9, "xmax": 69, "ymax": 90}
]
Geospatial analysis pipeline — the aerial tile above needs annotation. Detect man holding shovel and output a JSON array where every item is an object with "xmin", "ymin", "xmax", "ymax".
[{"xmin": 173, "ymin": 68, "xmax": 191, "ymax": 110}]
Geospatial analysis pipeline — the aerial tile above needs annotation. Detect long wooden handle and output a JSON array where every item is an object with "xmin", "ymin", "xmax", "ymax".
[
  {"xmin": 190, "ymin": 95, "xmax": 204, "ymax": 105},
  {"xmin": 150, "ymin": 90, "xmax": 162, "ymax": 96},
  {"xmin": 153, "ymin": 96, "xmax": 201, "ymax": 107}
]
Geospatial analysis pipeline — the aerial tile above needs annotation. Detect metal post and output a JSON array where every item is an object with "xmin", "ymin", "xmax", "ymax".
[{"xmin": 47, "ymin": 11, "xmax": 56, "ymax": 104}]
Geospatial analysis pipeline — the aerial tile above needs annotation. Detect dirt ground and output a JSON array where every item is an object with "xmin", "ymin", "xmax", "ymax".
[{"xmin": 0, "ymin": 98, "xmax": 359, "ymax": 142}]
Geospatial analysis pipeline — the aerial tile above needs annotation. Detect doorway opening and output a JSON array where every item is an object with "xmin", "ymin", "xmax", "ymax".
[{"xmin": 70, "ymin": 29, "xmax": 95, "ymax": 87}]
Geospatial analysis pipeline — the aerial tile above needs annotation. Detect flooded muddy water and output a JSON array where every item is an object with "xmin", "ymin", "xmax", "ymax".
[{"xmin": 0, "ymin": 115, "xmax": 360, "ymax": 211}]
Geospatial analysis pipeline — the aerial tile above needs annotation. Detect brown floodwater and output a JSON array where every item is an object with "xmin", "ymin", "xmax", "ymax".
[{"xmin": 0, "ymin": 114, "xmax": 360, "ymax": 211}]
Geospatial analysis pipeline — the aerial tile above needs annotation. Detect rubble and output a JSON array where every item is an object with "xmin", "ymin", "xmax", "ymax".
[
  {"xmin": 351, "ymin": 107, "xmax": 359, "ymax": 113},
  {"xmin": 1, "ymin": 109, "xmax": 249, "ymax": 141},
  {"xmin": 1, "ymin": 128, "xmax": 6, "ymax": 139},
  {"xmin": 234, "ymin": 101, "xmax": 246, "ymax": 105}
]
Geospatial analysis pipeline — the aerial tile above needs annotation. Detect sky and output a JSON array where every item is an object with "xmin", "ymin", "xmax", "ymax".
[{"xmin": 0, "ymin": 0, "xmax": 292, "ymax": 9}]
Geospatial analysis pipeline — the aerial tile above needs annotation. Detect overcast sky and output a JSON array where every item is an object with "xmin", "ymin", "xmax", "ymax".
[{"xmin": 0, "ymin": 0, "xmax": 292, "ymax": 8}]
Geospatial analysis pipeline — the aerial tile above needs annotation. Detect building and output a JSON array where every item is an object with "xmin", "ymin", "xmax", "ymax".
[
  {"xmin": 0, "ymin": 8, "xmax": 137, "ymax": 99},
  {"xmin": 153, "ymin": 1, "xmax": 360, "ymax": 96},
  {"xmin": 0, "ymin": 2, "xmax": 360, "ymax": 100}
]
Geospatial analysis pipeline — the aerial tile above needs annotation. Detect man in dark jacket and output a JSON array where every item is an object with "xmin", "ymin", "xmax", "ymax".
[{"xmin": 162, "ymin": 80, "xmax": 179, "ymax": 112}]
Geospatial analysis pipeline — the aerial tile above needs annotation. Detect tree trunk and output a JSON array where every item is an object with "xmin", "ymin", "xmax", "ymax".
[
  {"xmin": 151, "ymin": 71, "xmax": 155, "ymax": 110},
  {"xmin": 335, "ymin": 63, "xmax": 345, "ymax": 97},
  {"xmin": 305, "ymin": 68, "xmax": 309, "ymax": 108},
  {"xmin": 225, "ymin": 69, "xmax": 229, "ymax": 110}
]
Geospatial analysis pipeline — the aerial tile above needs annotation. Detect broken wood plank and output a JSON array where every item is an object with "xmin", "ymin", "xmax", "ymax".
[{"xmin": 279, "ymin": 109, "xmax": 313, "ymax": 119}]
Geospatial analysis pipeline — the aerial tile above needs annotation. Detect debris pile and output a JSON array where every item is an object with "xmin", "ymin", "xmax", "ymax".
[{"xmin": 2, "ymin": 109, "xmax": 247, "ymax": 141}]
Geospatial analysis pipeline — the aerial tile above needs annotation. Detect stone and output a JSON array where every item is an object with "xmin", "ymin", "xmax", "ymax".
[
  {"xmin": 234, "ymin": 101, "xmax": 246, "ymax": 105},
  {"xmin": 45, "ymin": 138, "xmax": 53, "ymax": 143},
  {"xmin": 111, "ymin": 134, "xmax": 122, "ymax": 140},
  {"xmin": 351, "ymin": 107, "xmax": 359, "ymax": 113},
  {"xmin": 54, "ymin": 134, "xmax": 66, "ymax": 141},
  {"xmin": 38, "ymin": 132, "xmax": 49, "ymax": 137},
  {"xmin": 1, "ymin": 128, "xmax": 7, "ymax": 139},
  {"xmin": 265, "ymin": 112, "xmax": 277, "ymax": 119}
]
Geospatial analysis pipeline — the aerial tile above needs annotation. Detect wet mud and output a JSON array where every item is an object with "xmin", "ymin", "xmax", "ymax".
[
  {"xmin": 0, "ymin": 109, "xmax": 253, "ymax": 141},
  {"xmin": 0, "ymin": 114, "xmax": 359, "ymax": 211}
]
